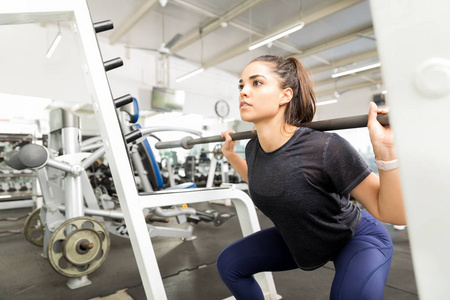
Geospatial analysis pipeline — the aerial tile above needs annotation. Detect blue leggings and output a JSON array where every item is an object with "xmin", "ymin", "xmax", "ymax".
[{"xmin": 217, "ymin": 211, "xmax": 393, "ymax": 300}]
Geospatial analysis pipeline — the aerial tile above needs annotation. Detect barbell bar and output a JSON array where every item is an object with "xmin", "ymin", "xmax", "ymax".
[{"xmin": 154, "ymin": 113, "xmax": 389, "ymax": 150}]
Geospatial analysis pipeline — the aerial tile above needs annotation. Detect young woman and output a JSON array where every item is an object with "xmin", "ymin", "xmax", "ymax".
[{"xmin": 218, "ymin": 55, "xmax": 406, "ymax": 300}]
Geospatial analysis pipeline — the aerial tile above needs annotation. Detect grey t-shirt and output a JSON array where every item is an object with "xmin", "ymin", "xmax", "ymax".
[{"xmin": 245, "ymin": 127, "xmax": 372, "ymax": 270}]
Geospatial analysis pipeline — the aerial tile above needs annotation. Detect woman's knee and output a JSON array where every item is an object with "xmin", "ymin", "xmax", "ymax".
[
  {"xmin": 217, "ymin": 244, "xmax": 242, "ymax": 281},
  {"xmin": 216, "ymin": 247, "xmax": 230, "ymax": 276}
]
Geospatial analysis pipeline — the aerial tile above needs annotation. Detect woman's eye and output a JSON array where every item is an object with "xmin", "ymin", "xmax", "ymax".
[
  {"xmin": 238, "ymin": 85, "xmax": 243, "ymax": 91},
  {"xmin": 253, "ymin": 80, "xmax": 262, "ymax": 86}
]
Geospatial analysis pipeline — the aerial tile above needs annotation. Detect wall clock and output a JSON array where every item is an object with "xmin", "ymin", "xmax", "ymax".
[{"xmin": 214, "ymin": 100, "xmax": 230, "ymax": 118}]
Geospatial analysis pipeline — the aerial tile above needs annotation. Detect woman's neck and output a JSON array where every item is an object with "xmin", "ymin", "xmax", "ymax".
[{"xmin": 255, "ymin": 120, "xmax": 297, "ymax": 153}]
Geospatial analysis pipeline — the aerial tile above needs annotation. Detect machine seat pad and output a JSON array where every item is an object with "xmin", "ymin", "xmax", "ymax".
[
  {"xmin": 4, "ymin": 150, "xmax": 26, "ymax": 170},
  {"xmin": 19, "ymin": 144, "xmax": 49, "ymax": 168}
]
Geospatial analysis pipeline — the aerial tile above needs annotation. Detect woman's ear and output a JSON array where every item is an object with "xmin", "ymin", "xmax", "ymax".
[{"xmin": 280, "ymin": 88, "xmax": 293, "ymax": 105}]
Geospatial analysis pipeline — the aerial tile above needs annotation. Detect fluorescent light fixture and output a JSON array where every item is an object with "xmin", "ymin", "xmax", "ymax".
[
  {"xmin": 46, "ymin": 32, "xmax": 62, "ymax": 58},
  {"xmin": 249, "ymin": 21, "xmax": 305, "ymax": 51},
  {"xmin": 331, "ymin": 62, "xmax": 381, "ymax": 78},
  {"xmin": 176, "ymin": 67, "xmax": 204, "ymax": 83},
  {"xmin": 316, "ymin": 99, "xmax": 338, "ymax": 106}
]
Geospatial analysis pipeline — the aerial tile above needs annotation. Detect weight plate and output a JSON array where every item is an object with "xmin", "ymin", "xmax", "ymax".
[
  {"xmin": 23, "ymin": 208, "xmax": 44, "ymax": 247},
  {"xmin": 47, "ymin": 216, "xmax": 110, "ymax": 278},
  {"xmin": 213, "ymin": 144, "xmax": 223, "ymax": 160},
  {"xmin": 63, "ymin": 228, "xmax": 102, "ymax": 266}
]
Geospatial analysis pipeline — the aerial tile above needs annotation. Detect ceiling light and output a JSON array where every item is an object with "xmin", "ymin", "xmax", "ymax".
[
  {"xmin": 248, "ymin": 21, "xmax": 305, "ymax": 51},
  {"xmin": 331, "ymin": 62, "xmax": 381, "ymax": 78},
  {"xmin": 316, "ymin": 99, "xmax": 338, "ymax": 106},
  {"xmin": 175, "ymin": 67, "xmax": 204, "ymax": 83}
]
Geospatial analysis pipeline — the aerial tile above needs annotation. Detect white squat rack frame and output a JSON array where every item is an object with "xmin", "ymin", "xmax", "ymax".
[
  {"xmin": 370, "ymin": 0, "xmax": 450, "ymax": 298},
  {"xmin": 0, "ymin": 1, "xmax": 277, "ymax": 299}
]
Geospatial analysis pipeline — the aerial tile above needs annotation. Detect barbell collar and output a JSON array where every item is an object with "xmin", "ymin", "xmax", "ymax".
[{"xmin": 181, "ymin": 136, "xmax": 195, "ymax": 149}]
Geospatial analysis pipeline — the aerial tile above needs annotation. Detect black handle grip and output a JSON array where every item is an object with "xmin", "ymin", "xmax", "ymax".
[
  {"xmin": 93, "ymin": 20, "xmax": 114, "ymax": 33},
  {"xmin": 114, "ymin": 94, "xmax": 133, "ymax": 109},
  {"xmin": 125, "ymin": 129, "xmax": 143, "ymax": 144},
  {"xmin": 104, "ymin": 57, "xmax": 123, "ymax": 72}
]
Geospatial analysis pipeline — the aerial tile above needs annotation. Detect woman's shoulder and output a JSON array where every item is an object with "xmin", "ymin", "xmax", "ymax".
[{"xmin": 296, "ymin": 127, "xmax": 334, "ymax": 145}]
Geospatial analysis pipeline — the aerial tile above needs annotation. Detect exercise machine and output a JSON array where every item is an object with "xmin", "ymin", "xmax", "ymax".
[{"xmin": 5, "ymin": 102, "xmax": 234, "ymax": 287}]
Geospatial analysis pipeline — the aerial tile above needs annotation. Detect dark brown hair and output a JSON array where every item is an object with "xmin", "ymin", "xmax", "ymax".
[{"xmin": 250, "ymin": 55, "xmax": 316, "ymax": 125}]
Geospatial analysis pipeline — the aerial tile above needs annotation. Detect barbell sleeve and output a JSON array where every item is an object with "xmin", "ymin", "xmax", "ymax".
[{"xmin": 154, "ymin": 113, "xmax": 389, "ymax": 150}]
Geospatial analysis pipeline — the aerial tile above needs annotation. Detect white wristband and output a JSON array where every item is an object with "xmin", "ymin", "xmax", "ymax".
[{"xmin": 375, "ymin": 158, "xmax": 399, "ymax": 171}]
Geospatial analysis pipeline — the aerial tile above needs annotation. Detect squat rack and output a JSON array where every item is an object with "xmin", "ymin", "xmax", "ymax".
[{"xmin": 0, "ymin": 1, "xmax": 277, "ymax": 299}]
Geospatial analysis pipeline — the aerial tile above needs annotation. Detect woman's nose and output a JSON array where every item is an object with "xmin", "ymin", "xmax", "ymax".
[{"xmin": 240, "ymin": 85, "xmax": 249, "ymax": 97}]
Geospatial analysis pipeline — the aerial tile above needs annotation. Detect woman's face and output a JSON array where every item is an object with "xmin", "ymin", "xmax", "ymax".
[{"xmin": 238, "ymin": 61, "xmax": 289, "ymax": 124}]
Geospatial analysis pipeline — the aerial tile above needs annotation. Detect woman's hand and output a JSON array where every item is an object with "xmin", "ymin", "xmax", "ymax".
[
  {"xmin": 220, "ymin": 130, "xmax": 238, "ymax": 159},
  {"xmin": 220, "ymin": 130, "xmax": 249, "ymax": 182},
  {"xmin": 362, "ymin": 102, "xmax": 406, "ymax": 225},
  {"xmin": 367, "ymin": 102, "xmax": 397, "ymax": 161}
]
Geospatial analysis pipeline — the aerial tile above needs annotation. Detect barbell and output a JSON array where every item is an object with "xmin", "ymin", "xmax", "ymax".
[{"xmin": 154, "ymin": 113, "xmax": 389, "ymax": 150}]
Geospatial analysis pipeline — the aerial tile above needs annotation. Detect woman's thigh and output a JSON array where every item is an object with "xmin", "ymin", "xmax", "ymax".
[
  {"xmin": 217, "ymin": 226, "xmax": 299, "ymax": 276},
  {"xmin": 331, "ymin": 211, "xmax": 393, "ymax": 300}
]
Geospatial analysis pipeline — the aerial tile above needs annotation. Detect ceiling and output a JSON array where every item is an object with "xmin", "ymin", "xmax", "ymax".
[{"xmin": 87, "ymin": 0, "xmax": 382, "ymax": 100}]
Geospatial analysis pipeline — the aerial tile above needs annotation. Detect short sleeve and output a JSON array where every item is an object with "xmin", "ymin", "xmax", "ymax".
[{"xmin": 323, "ymin": 133, "xmax": 372, "ymax": 195}]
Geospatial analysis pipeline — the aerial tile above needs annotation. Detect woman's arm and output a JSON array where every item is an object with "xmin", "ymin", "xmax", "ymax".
[
  {"xmin": 350, "ymin": 102, "xmax": 407, "ymax": 225},
  {"xmin": 221, "ymin": 130, "xmax": 249, "ymax": 183}
]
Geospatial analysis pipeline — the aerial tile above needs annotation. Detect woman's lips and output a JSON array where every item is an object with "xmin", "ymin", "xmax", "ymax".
[{"xmin": 240, "ymin": 101, "xmax": 251, "ymax": 109}]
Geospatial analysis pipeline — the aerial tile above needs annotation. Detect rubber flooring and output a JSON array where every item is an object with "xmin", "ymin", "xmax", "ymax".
[{"xmin": 0, "ymin": 202, "xmax": 418, "ymax": 300}]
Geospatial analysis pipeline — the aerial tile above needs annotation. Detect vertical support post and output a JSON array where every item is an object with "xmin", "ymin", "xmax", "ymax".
[
  {"xmin": 70, "ymin": 2, "xmax": 168, "ymax": 298},
  {"xmin": 60, "ymin": 101, "xmax": 90, "ymax": 290},
  {"xmin": 206, "ymin": 157, "xmax": 218, "ymax": 188},
  {"xmin": 62, "ymin": 127, "xmax": 84, "ymax": 219},
  {"xmin": 370, "ymin": 1, "xmax": 450, "ymax": 298}
]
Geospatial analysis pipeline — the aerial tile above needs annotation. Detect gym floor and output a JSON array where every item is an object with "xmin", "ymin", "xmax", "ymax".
[{"xmin": 1, "ymin": 202, "xmax": 418, "ymax": 300}]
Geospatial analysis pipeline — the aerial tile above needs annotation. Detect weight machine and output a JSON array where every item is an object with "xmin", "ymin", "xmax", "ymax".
[
  {"xmin": 5, "ymin": 99, "xmax": 235, "ymax": 288},
  {"xmin": 2, "ymin": 0, "xmax": 450, "ymax": 299}
]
